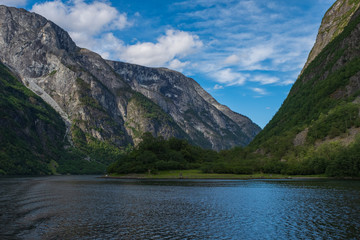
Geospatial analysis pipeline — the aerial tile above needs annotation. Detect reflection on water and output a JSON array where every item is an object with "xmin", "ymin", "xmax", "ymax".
[{"xmin": 1, "ymin": 176, "xmax": 360, "ymax": 239}]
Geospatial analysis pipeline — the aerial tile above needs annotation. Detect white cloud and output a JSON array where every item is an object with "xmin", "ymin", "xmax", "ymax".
[
  {"xmin": 212, "ymin": 68, "xmax": 248, "ymax": 86},
  {"xmin": 28, "ymin": 0, "xmax": 329, "ymax": 105},
  {"xmin": 96, "ymin": 33, "xmax": 125, "ymax": 59},
  {"xmin": 168, "ymin": 59, "xmax": 190, "ymax": 71},
  {"xmin": 280, "ymin": 79, "xmax": 295, "ymax": 85},
  {"xmin": 31, "ymin": 0, "xmax": 130, "ymax": 49},
  {"xmin": 0, "ymin": 0, "xmax": 26, "ymax": 7},
  {"xmin": 251, "ymin": 75, "xmax": 280, "ymax": 85},
  {"xmin": 118, "ymin": 29, "xmax": 203, "ymax": 67},
  {"xmin": 224, "ymin": 54, "xmax": 240, "ymax": 65},
  {"xmin": 30, "ymin": 1, "xmax": 202, "ymax": 69},
  {"xmin": 239, "ymin": 45, "xmax": 275, "ymax": 68},
  {"xmin": 213, "ymin": 84, "xmax": 224, "ymax": 90},
  {"xmin": 172, "ymin": 0, "xmax": 328, "ymax": 92},
  {"xmin": 251, "ymin": 87, "xmax": 267, "ymax": 95}
]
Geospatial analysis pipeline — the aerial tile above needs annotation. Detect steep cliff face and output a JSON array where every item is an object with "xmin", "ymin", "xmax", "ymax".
[
  {"xmin": 0, "ymin": 5, "xmax": 260, "ymax": 151},
  {"xmin": 302, "ymin": 0, "xmax": 360, "ymax": 73},
  {"xmin": 251, "ymin": 1, "xmax": 360, "ymax": 158},
  {"xmin": 107, "ymin": 61, "xmax": 261, "ymax": 149},
  {"xmin": 0, "ymin": 6, "xmax": 130, "ymax": 147}
]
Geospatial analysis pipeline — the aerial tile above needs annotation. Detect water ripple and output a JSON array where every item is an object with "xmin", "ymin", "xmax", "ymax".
[{"xmin": 1, "ymin": 177, "xmax": 360, "ymax": 239}]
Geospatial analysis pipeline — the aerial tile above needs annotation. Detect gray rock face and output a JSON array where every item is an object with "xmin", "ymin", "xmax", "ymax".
[
  {"xmin": 107, "ymin": 61, "xmax": 261, "ymax": 149},
  {"xmin": 0, "ymin": 5, "xmax": 260, "ymax": 150},
  {"xmin": 300, "ymin": 6, "xmax": 360, "ymax": 95},
  {"xmin": 301, "ymin": 0, "xmax": 360, "ymax": 75}
]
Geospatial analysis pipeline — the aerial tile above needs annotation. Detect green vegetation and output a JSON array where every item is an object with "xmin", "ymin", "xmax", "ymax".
[
  {"xmin": 253, "ymin": 10, "xmax": 360, "ymax": 151},
  {"xmin": 235, "ymin": 7, "xmax": 360, "ymax": 177},
  {"xmin": 76, "ymin": 78, "xmax": 104, "ymax": 111},
  {"xmin": 0, "ymin": 62, "xmax": 121, "ymax": 175},
  {"xmin": 0, "ymin": 62, "xmax": 66, "ymax": 175},
  {"xmin": 56, "ymin": 147, "xmax": 112, "ymax": 175},
  {"xmin": 49, "ymin": 70, "xmax": 57, "ymax": 76},
  {"xmin": 106, "ymin": 130, "xmax": 360, "ymax": 178},
  {"xmin": 108, "ymin": 169, "xmax": 326, "ymax": 179},
  {"xmin": 332, "ymin": 1, "xmax": 360, "ymax": 38},
  {"xmin": 61, "ymin": 122, "xmax": 124, "ymax": 174},
  {"xmin": 130, "ymin": 92, "xmax": 172, "ymax": 121},
  {"xmin": 125, "ymin": 92, "xmax": 189, "ymax": 143},
  {"xmin": 107, "ymin": 132, "xmax": 217, "ymax": 174},
  {"xmin": 307, "ymin": 102, "xmax": 360, "ymax": 142},
  {"xmin": 260, "ymin": 137, "xmax": 360, "ymax": 177}
]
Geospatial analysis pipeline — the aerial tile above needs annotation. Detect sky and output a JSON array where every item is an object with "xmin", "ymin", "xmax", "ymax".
[{"xmin": 0, "ymin": 0, "xmax": 335, "ymax": 128}]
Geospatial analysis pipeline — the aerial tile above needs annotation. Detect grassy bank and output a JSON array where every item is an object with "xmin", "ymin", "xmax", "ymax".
[{"xmin": 105, "ymin": 169, "xmax": 327, "ymax": 179}]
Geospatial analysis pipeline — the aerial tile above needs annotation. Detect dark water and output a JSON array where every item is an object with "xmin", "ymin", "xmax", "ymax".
[{"xmin": 1, "ymin": 176, "xmax": 360, "ymax": 239}]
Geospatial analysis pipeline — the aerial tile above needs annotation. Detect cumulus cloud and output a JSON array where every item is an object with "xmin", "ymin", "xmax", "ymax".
[
  {"xmin": 0, "ymin": 0, "xmax": 26, "ymax": 7},
  {"xmin": 31, "ymin": 1, "xmax": 202, "ymax": 69},
  {"xmin": 213, "ymin": 84, "xmax": 224, "ymax": 90},
  {"xmin": 31, "ymin": 0, "xmax": 130, "ymax": 49},
  {"xmin": 118, "ymin": 30, "xmax": 202, "ymax": 67},
  {"xmin": 96, "ymin": 33, "xmax": 125, "ymax": 59},
  {"xmin": 168, "ymin": 59, "xmax": 190, "ymax": 71}
]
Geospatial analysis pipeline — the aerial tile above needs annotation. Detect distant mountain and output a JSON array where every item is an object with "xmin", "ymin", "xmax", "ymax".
[
  {"xmin": 107, "ymin": 61, "xmax": 261, "ymax": 148},
  {"xmin": 0, "ymin": 5, "xmax": 260, "ymax": 152},
  {"xmin": 247, "ymin": 0, "xmax": 360, "ymax": 175}
]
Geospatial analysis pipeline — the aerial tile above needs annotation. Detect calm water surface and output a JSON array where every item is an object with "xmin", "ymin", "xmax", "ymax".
[{"xmin": 0, "ymin": 176, "xmax": 360, "ymax": 239}]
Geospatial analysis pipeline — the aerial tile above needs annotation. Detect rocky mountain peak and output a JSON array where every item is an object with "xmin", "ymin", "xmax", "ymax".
[{"xmin": 0, "ymin": 5, "xmax": 260, "ymax": 150}]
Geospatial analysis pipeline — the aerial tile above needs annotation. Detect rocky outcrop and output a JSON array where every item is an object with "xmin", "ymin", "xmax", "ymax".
[
  {"xmin": 107, "ymin": 61, "xmax": 261, "ymax": 149},
  {"xmin": 302, "ymin": 0, "xmax": 360, "ymax": 74},
  {"xmin": 0, "ymin": 5, "xmax": 260, "ymax": 150}
]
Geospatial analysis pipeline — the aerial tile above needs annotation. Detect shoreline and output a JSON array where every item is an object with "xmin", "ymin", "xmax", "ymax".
[
  {"xmin": 99, "ymin": 170, "xmax": 332, "ymax": 180},
  {"xmin": 100, "ymin": 175, "xmax": 360, "ymax": 180},
  {"xmin": 99, "ymin": 170, "xmax": 360, "ymax": 180},
  {"xmin": 100, "ymin": 176, "xmax": 329, "ymax": 180}
]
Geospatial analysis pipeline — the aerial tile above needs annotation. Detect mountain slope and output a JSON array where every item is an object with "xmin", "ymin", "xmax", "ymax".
[
  {"xmin": 0, "ymin": 61, "xmax": 66, "ymax": 175},
  {"xmin": 302, "ymin": 0, "xmax": 360, "ymax": 73},
  {"xmin": 107, "ymin": 61, "xmax": 261, "ymax": 149},
  {"xmin": 247, "ymin": 0, "xmax": 360, "ymax": 176},
  {"xmin": 0, "ymin": 5, "xmax": 260, "ymax": 151}
]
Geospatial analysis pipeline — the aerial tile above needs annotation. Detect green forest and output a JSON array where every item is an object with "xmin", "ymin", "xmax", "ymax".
[{"xmin": 107, "ymin": 132, "xmax": 360, "ymax": 177}]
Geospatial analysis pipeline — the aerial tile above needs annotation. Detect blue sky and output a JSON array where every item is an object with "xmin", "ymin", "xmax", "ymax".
[{"xmin": 1, "ymin": 0, "xmax": 335, "ymax": 128}]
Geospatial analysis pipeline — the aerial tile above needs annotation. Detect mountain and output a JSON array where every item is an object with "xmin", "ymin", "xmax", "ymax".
[
  {"xmin": 302, "ymin": 0, "xmax": 360, "ymax": 73},
  {"xmin": 106, "ymin": 61, "xmax": 260, "ymax": 148},
  {"xmin": 0, "ymin": 60, "xmax": 125, "ymax": 175},
  {"xmin": 0, "ymin": 61, "xmax": 66, "ymax": 175},
  {"xmin": 248, "ymin": 0, "xmax": 360, "ymax": 176},
  {"xmin": 0, "ymin": 5, "xmax": 261, "ymax": 156}
]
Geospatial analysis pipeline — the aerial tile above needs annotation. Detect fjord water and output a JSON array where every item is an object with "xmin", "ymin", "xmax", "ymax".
[{"xmin": 1, "ymin": 176, "xmax": 359, "ymax": 239}]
